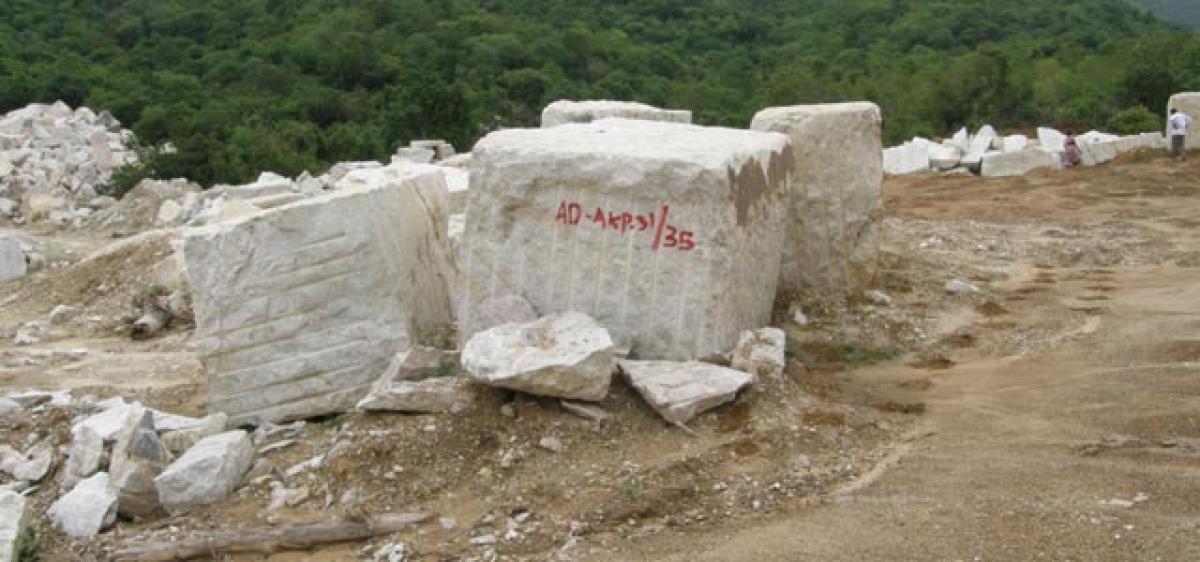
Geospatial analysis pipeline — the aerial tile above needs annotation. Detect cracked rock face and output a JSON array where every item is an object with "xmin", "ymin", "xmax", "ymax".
[
  {"xmin": 620, "ymin": 360, "xmax": 755, "ymax": 424},
  {"xmin": 459, "ymin": 118, "xmax": 793, "ymax": 360},
  {"xmin": 462, "ymin": 312, "xmax": 616, "ymax": 401}
]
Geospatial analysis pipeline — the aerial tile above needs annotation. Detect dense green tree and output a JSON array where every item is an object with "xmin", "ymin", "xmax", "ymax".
[{"xmin": 1, "ymin": 0, "xmax": 1195, "ymax": 185}]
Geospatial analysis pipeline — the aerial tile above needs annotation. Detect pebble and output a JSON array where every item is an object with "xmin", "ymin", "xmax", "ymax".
[
  {"xmin": 470, "ymin": 534, "xmax": 498, "ymax": 546},
  {"xmin": 538, "ymin": 436, "xmax": 565, "ymax": 454},
  {"xmin": 945, "ymin": 278, "xmax": 980, "ymax": 295}
]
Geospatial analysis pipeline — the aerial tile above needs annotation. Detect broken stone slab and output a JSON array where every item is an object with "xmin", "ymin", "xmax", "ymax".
[
  {"xmin": 109, "ymin": 409, "xmax": 174, "ymax": 519},
  {"xmin": 0, "ymin": 237, "xmax": 25, "ymax": 284},
  {"xmin": 541, "ymin": 100, "xmax": 692, "ymax": 128},
  {"xmin": 0, "ymin": 491, "xmax": 26, "ymax": 562},
  {"xmin": 154, "ymin": 431, "xmax": 255, "ymax": 515},
  {"xmin": 462, "ymin": 312, "xmax": 616, "ymax": 401},
  {"xmin": 460, "ymin": 119, "xmax": 793, "ymax": 360},
  {"xmin": 928, "ymin": 145, "xmax": 961, "ymax": 171},
  {"xmin": 1037, "ymin": 127, "xmax": 1066, "ymax": 153},
  {"xmin": 160, "ymin": 413, "xmax": 228, "ymax": 455},
  {"xmin": 882, "ymin": 138, "xmax": 932, "ymax": 175},
  {"xmin": 357, "ymin": 345, "xmax": 466, "ymax": 412},
  {"xmin": 980, "ymin": 149, "xmax": 1061, "ymax": 177},
  {"xmin": 357, "ymin": 377, "xmax": 471, "ymax": 413},
  {"xmin": 730, "ymin": 327, "xmax": 786, "ymax": 379},
  {"xmin": 961, "ymin": 125, "xmax": 998, "ymax": 170},
  {"xmin": 61, "ymin": 424, "xmax": 104, "ymax": 492},
  {"xmin": 751, "ymin": 102, "xmax": 882, "ymax": 302},
  {"xmin": 183, "ymin": 166, "xmax": 456, "ymax": 424},
  {"xmin": 48, "ymin": 472, "xmax": 118, "ymax": 538},
  {"xmin": 619, "ymin": 360, "xmax": 755, "ymax": 424},
  {"xmin": 1168, "ymin": 92, "xmax": 1200, "ymax": 150}
]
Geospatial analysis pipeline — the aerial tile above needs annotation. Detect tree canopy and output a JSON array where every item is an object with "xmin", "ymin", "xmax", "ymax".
[{"xmin": 2, "ymin": 0, "xmax": 1197, "ymax": 185}]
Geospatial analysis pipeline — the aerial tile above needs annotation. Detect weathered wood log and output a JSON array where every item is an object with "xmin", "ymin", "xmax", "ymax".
[{"xmin": 111, "ymin": 512, "xmax": 428, "ymax": 561}]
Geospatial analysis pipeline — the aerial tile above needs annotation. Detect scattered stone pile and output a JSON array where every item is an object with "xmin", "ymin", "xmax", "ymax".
[
  {"xmin": 883, "ymin": 124, "xmax": 1168, "ymax": 177},
  {"xmin": 0, "ymin": 393, "xmax": 265, "ymax": 544},
  {"xmin": 0, "ymin": 101, "xmax": 137, "ymax": 223}
]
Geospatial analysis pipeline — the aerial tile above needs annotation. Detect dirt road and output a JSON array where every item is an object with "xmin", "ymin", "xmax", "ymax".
[{"xmin": 618, "ymin": 155, "xmax": 1200, "ymax": 561}]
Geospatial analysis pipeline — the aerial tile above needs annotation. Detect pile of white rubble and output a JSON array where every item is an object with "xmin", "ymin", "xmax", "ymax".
[
  {"xmin": 0, "ymin": 392, "xmax": 291, "ymax": 540},
  {"xmin": 0, "ymin": 101, "xmax": 137, "ymax": 222},
  {"xmin": 884, "ymin": 125, "xmax": 1167, "ymax": 177}
]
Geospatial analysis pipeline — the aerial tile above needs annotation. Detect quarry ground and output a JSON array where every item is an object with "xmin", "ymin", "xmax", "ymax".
[{"xmin": 3, "ymin": 149, "xmax": 1200, "ymax": 560}]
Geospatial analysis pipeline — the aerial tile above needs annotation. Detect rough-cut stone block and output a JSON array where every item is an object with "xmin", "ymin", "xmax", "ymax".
[
  {"xmin": 620, "ymin": 360, "xmax": 754, "ymax": 424},
  {"xmin": 980, "ymin": 149, "xmax": 1061, "ymax": 177},
  {"xmin": 184, "ymin": 167, "xmax": 456, "ymax": 424},
  {"xmin": 154, "ymin": 431, "xmax": 254, "ymax": 515},
  {"xmin": 1168, "ymin": 93, "xmax": 1200, "ymax": 149},
  {"xmin": 883, "ymin": 138, "xmax": 931, "ymax": 175},
  {"xmin": 751, "ymin": 102, "xmax": 882, "ymax": 301},
  {"xmin": 459, "ymin": 119, "xmax": 793, "ymax": 360},
  {"xmin": 541, "ymin": 100, "xmax": 692, "ymax": 128}
]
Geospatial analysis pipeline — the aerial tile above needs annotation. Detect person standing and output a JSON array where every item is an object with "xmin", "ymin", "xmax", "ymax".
[{"xmin": 1169, "ymin": 109, "xmax": 1192, "ymax": 160}]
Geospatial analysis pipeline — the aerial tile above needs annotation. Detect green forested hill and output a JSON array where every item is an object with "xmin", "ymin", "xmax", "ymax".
[
  {"xmin": 1129, "ymin": 1, "xmax": 1200, "ymax": 29},
  {"xmin": 1, "ymin": 0, "xmax": 1197, "ymax": 184}
]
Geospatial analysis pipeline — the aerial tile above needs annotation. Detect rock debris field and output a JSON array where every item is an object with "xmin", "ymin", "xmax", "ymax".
[{"xmin": 2, "ymin": 95, "xmax": 1200, "ymax": 561}]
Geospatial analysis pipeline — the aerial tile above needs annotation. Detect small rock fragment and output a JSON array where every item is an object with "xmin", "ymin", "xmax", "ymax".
[
  {"xmin": 538, "ymin": 436, "xmax": 565, "ymax": 454},
  {"xmin": 560, "ymin": 400, "xmax": 609, "ymax": 422},
  {"xmin": 944, "ymin": 279, "xmax": 979, "ymax": 295},
  {"xmin": 48, "ymin": 473, "xmax": 118, "ymax": 538},
  {"xmin": 730, "ymin": 327, "xmax": 786, "ymax": 379},
  {"xmin": 49, "ymin": 304, "xmax": 79, "ymax": 325},
  {"xmin": 154, "ymin": 431, "xmax": 255, "ymax": 515}
]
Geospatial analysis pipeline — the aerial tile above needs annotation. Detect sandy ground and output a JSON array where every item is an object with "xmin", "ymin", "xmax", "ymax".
[{"xmin": 2, "ymin": 149, "xmax": 1198, "ymax": 560}]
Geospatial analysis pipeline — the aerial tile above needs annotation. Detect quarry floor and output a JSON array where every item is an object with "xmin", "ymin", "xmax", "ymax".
[
  {"xmin": 622, "ymin": 153, "xmax": 1200, "ymax": 561},
  {"xmin": 3, "ymin": 150, "xmax": 1199, "ymax": 560}
]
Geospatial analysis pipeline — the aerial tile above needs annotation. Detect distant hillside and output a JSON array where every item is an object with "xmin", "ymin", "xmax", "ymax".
[
  {"xmin": 2, "ymin": 0, "xmax": 1199, "ymax": 185},
  {"xmin": 1129, "ymin": 0, "xmax": 1200, "ymax": 28}
]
